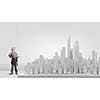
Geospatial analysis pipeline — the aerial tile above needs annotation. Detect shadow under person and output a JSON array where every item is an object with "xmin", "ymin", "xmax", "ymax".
[{"xmin": 8, "ymin": 48, "xmax": 19, "ymax": 75}]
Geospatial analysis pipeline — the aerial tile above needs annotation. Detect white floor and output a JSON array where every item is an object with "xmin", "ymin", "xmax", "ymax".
[{"xmin": 0, "ymin": 70, "xmax": 24, "ymax": 78}]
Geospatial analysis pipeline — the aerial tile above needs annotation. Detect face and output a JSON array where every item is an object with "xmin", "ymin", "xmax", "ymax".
[
  {"xmin": 11, "ymin": 48, "xmax": 14, "ymax": 52},
  {"xmin": 11, "ymin": 48, "xmax": 16, "ymax": 52}
]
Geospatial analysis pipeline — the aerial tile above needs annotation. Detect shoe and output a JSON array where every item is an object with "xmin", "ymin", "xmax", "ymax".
[
  {"xmin": 16, "ymin": 73, "xmax": 18, "ymax": 75},
  {"xmin": 9, "ymin": 73, "xmax": 13, "ymax": 75}
]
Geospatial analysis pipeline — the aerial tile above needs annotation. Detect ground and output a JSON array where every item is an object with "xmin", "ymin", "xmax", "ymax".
[
  {"xmin": 0, "ymin": 70, "xmax": 24, "ymax": 78},
  {"xmin": 0, "ymin": 70, "xmax": 100, "ymax": 78},
  {"xmin": 18, "ymin": 73, "xmax": 100, "ymax": 78}
]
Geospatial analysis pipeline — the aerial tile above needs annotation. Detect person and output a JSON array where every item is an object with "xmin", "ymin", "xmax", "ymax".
[{"xmin": 8, "ymin": 48, "xmax": 19, "ymax": 75}]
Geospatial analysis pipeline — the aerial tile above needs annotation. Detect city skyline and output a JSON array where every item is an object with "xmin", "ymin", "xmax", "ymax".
[
  {"xmin": 16, "ymin": 22, "xmax": 100, "ymax": 65},
  {"xmin": 24, "ymin": 36, "xmax": 100, "ymax": 75},
  {"xmin": 0, "ymin": 22, "xmax": 100, "ymax": 65},
  {"xmin": 30, "ymin": 36, "xmax": 99, "ymax": 62}
]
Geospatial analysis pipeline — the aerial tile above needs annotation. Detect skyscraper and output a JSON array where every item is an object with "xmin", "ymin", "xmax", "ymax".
[
  {"xmin": 74, "ymin": 40, "xmax": 80, "ymax": 60},
  {"xmin": 92, "ymin": 50, "xmax": 97, "ymax": 62},
  {"xmin": 61, "ymin": 47, "xmax": 66, "ymax": 67},
  {"xmin": 74, "ymin": 40, "xmax": 80, "ymax": 73},
  {"xmin": 55, "ymin": 52, "xmax": 59, "ymax": 60},
  {"xmin": 61, "ymin": 47, "xmax": 66, "ymax": 59},
  {"xmin": 70, "ymin": 48, "xmax": 73, "ymax": 59},
  {"xmin": 67, "ymin": 36, "xmax": 71, "ymax": 59}
]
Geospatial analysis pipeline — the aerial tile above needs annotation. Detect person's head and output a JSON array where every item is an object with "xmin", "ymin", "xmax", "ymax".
[{"xmin": 11, "ymin": 47, "xmax": 16, "ymax": 52}]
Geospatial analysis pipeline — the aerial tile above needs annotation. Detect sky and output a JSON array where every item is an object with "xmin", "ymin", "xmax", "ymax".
[{"xmin": 0, "ymin": 22, "xmax": 100, "ymax": 65}]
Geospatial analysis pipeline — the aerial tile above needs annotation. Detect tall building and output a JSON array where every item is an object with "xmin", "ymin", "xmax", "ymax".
[
  {"xmin": 39, "ymin": 55, "xmax": 45, "ymax": 73},
  {"xmin": 97, "ymin": 57, "xmax": 100, "ymax": 75},
  {"xmin": 60, "ymin": 47, "xmax": 66, "ymax": 68},
  {"xmin": 91, "ymin": 50, "xmax": 98, "ymax": 74},
  {"xmin": 70, "ymin": 48, "xmax": 73, "ymax": 59},
  {"xmin": 67, "ymin": 36, "xmax": 71, "ymax": 59},
  {"xmin": 92, "ymin": 50, "xmax": 97, "ymax": 62},
  {"xmin": 61, "ymin": 47, "xmax": 66, "ymax": 59},
  {"xmin": 74, "ymin": 40, "xmax": 80, "ymax": 60},
  {"xmin": 55, "ymin": 52, "xmax": 59, "ymax": 60},
  {"xmin": 74, "ymin": 40, "xmax": 80, "ymax": 73},
  {"xmin": 53, "ymin": 52, "xmax": 60, "ymax": 72}
]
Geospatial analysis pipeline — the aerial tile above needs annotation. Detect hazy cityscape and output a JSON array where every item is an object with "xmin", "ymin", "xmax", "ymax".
[
  {"xmin": 0, "ymin": 22, "xmax": 99, "ymax": 78},
  {"xmin": 24, "ymin": 36, "xmax": 100, "ymax": 76}
]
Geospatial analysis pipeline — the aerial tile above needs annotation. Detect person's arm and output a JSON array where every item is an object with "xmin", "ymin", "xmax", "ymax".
[
  {"xmin": 8, "ymin": 53, "xmax": 12, "ymax": 58},
  {"xmin": 16, "ymin": 52, "xmax": 18, "ymax": 58}
]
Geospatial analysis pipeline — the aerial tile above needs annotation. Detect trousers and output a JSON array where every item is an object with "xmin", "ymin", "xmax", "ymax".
[{"xmin": 11, "ymin": 64, "xmax": 18, "ymax": 74}]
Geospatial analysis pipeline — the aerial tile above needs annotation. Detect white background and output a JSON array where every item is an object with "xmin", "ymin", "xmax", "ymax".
[{"xmin": 0, "ymin": 0, "xmax": 100, "ymax": 100}]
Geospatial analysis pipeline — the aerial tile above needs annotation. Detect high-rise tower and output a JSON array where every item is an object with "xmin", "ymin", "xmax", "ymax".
[
  {"xmin": 74, "ymin": 40, "xmax": 80, "ymax": 60},
  {"xmin": 61, "ymin": 47, "xmax": 66, "ymax": 59},
  {"xmin": 70, "ymin": 48, "xmax": 73, "ymax": 59},
  {"xmin": 92, "ymin": 50, "xmax": 97, "ymax": 62},
  {"xmin": 74, "ymin": 40, "xmax": 80, "ymax": 74},
  {"xmin": 61, "ymin": 47, "xmax": 66, "ymax": 64},
  {"xmin": 67, "ymin": 36, "xmax": 71, "ymax": 59}
]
